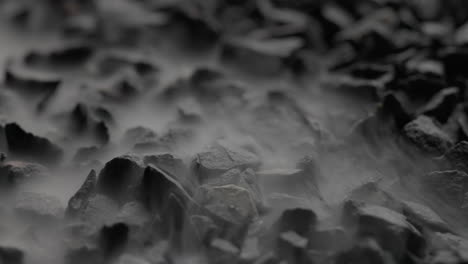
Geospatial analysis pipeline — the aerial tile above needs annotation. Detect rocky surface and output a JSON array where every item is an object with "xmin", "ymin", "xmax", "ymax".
[{"xmin": 2, "ymin": 0, "xmax": 468, "ymax": 263}]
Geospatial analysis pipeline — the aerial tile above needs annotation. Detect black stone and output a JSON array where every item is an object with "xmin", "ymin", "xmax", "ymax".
[
  {"xmin": 4, "ymin": 123, "xmax": 63, "ymax": 166},
  {"xmin": 97, "ymin": 155, "xmax": 144, "ymax": 202},
  {"xmin": 99, "ymin": 223, "xmax": 129, "ymax": 259},
  {"xmin": 0, "ymin": 246, "xmax": 24, "ymax": 264}
]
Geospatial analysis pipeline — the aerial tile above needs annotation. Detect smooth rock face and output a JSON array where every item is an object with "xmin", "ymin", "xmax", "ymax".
[{"xmin": 97, "ymin": 155, "xmax": 144, "ymax": 202}]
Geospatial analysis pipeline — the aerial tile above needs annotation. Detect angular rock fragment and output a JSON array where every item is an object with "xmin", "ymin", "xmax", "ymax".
[
  {"xmin": 66, "ymin": 170, "xmax": 97, "ymax": 218},
  {"xmin": 14, "ymin": 192, "xmax": 64, "ymax": 222},
  {"xmin": 193, "ymin": 142, "xmax": 260, "ymax": 182},
  {"xmin": 143, "ymin": 153, "xmax": 193, "ymax": 190},
  {"xmin": 423, "ymin": 170, "xmax": 468, "ymax": 209},
  {"xmin": 4, "ymin": 123, "xmax": 63, "ymax": 165},
  {"xmin": 442, "ymin": 141, "xmax": 468, "ymax": 173},
  {"xmin": 342, "ymin": 201, "xmax": 425, "ymax": 260},
  {"xmin": 140, "ymin": 165, "xmax": 191, "ymax": 213},
  {"xmin": 97, "ymin": 155, "xmax": 144, "ymax": 202},
  {"xmin": 206, "ymin": 168, "xmax": 263, "ymax": 207},
  {"xmin": 196, "ymin": 184, "xmax": 258, "ymax": 226},
  {"xmin": 403, "ymin": 116, "xmax": 453, "ymax": 155},
  {"xmin": 402, "ymin": 200, "xmax": 450, "ymax": 232}
]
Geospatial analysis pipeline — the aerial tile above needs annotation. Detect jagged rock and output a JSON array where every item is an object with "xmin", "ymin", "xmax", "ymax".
[
  {"xmin": 14, "ymin": 192, "xmax": 64, "ymax": 222},
  {"xmin": 420, "ymin": 87, "xmax": 459, "ymax": 124},
  {"xmin": 196, "ymin": 184, "xmax": 258, "ymax": 226},
  {"xmin": 402, "ymin": 200, "xmax": 450, "ymax": 232},
  {"xmin": 443, "ymin": 142, "xmax": 468, "ymax": 173},
  {"xmin": 193, "ymin": 142, "xmax": 260, "ymax": 182},
  {"xmin": 423, "ymin": 170, "xmax": 468, "ymax": 210},
  {"xmin": 67, "ymin": 170, "xmax": 97, "ymax": 218},
  {"xmin": 206, "ymin": 168, "xmax": 263, "ymax": 207},
  {"xmin": 97, "ymin": 155, "xmax": 144, "ymax": 202},
  {"xmin": 0, "ymin": 246, "xmax": 24, "ymax": 264},
  {"xmin": 0, "ymin": 161, "xmax": 48, "ymax": 188},
  {"xmin": 140, "ymin": 165, "xmax": 191, "ymax": 213},
  {"xmin": 4, "ymin": 123, "xmax": 63, "ymax": 165},
  {"xmin": 403, "ymin": 116, "xmax": 453, "ymax": 155},
  {"xmin": 342, "ymin": 200, "xmax": 425, "ymax": 260}
]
